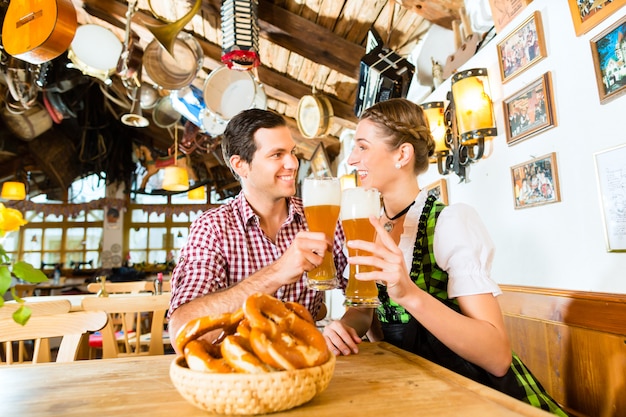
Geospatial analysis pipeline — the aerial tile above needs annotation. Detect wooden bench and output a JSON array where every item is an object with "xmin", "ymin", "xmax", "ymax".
[{"xmin": 497, "ymin": 285, "xmax": 626, "ymax": 417}]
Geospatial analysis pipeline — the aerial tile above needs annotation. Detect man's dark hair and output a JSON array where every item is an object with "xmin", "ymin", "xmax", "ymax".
[{"xmin": 221, "ymin": 109, "xmax": 286, "ymax": 179}]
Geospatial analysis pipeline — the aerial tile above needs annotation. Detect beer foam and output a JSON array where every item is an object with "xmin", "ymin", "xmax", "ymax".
[
  {"xmin": 302, "ymin": 178, "xmax": 341, "ymax": 206},
  {"xmin": 340, "ymin": 187, "xmax": 381, "ymax": 220}
]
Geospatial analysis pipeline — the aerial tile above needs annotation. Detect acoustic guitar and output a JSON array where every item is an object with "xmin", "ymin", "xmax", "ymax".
[{"xmin": 2, "ymin": 0, "xmax": 78, "ymax": 65}]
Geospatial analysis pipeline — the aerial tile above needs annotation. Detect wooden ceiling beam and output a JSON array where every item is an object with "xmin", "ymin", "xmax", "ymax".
[
  {"xmin": 397, "ymin": 0, "xmax": 464, "ymax": 29},
  {"xmin": 200, "ymin": 0, "xmax": 364, "ymax": 78}
]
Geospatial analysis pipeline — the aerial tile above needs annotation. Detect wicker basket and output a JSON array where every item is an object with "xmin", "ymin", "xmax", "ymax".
[{"xmin": 170, "ymin": 354, "xmax": 336, "ymax": 415}]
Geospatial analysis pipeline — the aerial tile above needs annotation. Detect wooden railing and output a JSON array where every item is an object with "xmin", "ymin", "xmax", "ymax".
[{"xmin": 498, "ymin": 285, "xmax": 626, "ymax": 417}]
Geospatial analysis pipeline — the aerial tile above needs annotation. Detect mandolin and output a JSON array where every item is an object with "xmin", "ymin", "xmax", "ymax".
[{"xmin": 2, "ymin": 0, "xmax": 78, "ymax": 65}]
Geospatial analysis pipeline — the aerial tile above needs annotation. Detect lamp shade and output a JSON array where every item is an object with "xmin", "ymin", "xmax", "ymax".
[
  {"xmin": 1, "ymin": 181, "xmax": 26, "ymax": 200},
  {"xmin": 162, "ymin": 166, "xmax": 189, "ymax": 191},
  {"xmin": 451, "ymin": 68, "xmax": 497, "ymax": 143},
  {"xmin": 187, "ymin": 185, "xmax": 206, "ymax": 200},
  {"xmin": 421, "ymin": 101, "xmax": 446, "ymax": 157}
]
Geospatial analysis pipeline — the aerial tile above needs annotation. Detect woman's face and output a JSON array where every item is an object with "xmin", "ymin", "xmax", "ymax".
[{"xmin": 347, "ymin": 118, "xmax": 397, "ymax": 192}]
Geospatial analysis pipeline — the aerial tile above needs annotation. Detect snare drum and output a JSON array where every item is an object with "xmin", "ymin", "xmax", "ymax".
[
  {"xmin": 202, "ymin": 66, "xmax": 266, "ymax": 121},
  {"xmin": 68, "ymin": 25, "xmax": 122, "ymax": 84}
]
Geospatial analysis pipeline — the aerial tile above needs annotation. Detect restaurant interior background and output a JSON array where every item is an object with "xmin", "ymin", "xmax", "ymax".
[{"xmin": 1, "ymin": 0, "xmax": 625, "ymax": 314}]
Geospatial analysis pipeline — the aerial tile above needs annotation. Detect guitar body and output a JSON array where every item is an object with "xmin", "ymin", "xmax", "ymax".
[{"xmin": 2, "ymin": 0, "xmax": 77, "ymax": 65}]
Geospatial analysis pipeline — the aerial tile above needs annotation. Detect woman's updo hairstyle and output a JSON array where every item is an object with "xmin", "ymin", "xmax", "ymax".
[{"xmin": 360, "ymin": 98, "xmax": 435, "ymax": 175}]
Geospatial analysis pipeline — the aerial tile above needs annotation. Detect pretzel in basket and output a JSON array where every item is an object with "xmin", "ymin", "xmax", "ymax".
[{"xmin": 177, "ymin": 293, "xmax": 329, "ymax": 373}]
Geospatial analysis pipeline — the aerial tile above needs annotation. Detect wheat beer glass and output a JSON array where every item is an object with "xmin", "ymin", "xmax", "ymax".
[
  {"xmin": 302, "ymin": 177, "xmax": 341, "ymax": 290},
  {"xmin": 341, "ymin": 187, "xmax": 381, "ymax": 307}
]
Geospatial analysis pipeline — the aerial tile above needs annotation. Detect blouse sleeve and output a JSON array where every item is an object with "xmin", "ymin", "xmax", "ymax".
[{"xmin": 432, "ymin": 203, "xmax": 501, "ymax": 298}]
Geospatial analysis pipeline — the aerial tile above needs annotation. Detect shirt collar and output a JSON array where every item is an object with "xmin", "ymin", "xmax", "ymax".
[{"xmin": 234, "ymin": 191, "xmax": 304, "ymax": 230}]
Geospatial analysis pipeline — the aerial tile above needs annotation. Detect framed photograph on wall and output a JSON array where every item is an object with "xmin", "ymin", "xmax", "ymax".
[
  {"xmin": 590, "ymin": 15, "xmax": 626, "ymax": 104},
  {"xmin": 488, "ymin": 0, "xmax": 533, "ymax": 33},
  {"xmin": 594, "ymin": 143, "xmax": 626, "ymax": 252},
  {"xmin": 309, "ymin": 142, "xmax": 332, "ymax": 178},
  {"xmin": 510, "ymin": 152, "xmax": 560, "ymax": 209},
  {"xmin": 426, "ymin": 178, "xmax": 449, "ymax": 205},
  {"xmin": 497, "ymin": 11, "xmax": 547, "ymax": 83},
  {"xmin": 503, "ymin": 71, "xmax": 557, "ymax": 145},
  {"xmin": 567, "ymin": 0, "xmax": 626, "ymax": 36}
]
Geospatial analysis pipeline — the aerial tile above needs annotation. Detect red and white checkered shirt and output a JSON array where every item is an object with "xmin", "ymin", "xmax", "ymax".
[{"xmin": 169, "ymin": 192, "xmax": 347, "ymax": 318}]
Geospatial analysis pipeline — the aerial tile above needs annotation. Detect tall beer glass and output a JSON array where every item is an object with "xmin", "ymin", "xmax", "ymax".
[
  {"xmin": 341, "ymin": 187, "xmax": 381, "ymax": 307},
  {"xmin": 302, "ymin": 177, "xmax": 341, "ymax": 290}
]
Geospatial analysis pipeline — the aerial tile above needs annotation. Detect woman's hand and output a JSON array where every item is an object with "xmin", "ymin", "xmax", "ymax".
[{"xmin": 346, "ymin": 216, "xmax": 415, "ymax": 304}]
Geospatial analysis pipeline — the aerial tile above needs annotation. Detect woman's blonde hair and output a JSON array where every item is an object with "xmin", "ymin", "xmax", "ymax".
[{"xmin": 360, "ymin": 98, "xmax": 435, "ymax": 175}]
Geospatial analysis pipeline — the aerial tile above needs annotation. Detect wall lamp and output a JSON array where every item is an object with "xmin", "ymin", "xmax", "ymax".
[{"xmin": 422, "ymin": 68, "xmax": 497, "ymax": 182}]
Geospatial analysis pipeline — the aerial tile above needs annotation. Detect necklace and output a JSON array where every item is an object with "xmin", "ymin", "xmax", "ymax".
[{"xmin": 383, "ymin": 201, "xmax": 415, "ymax": 232}]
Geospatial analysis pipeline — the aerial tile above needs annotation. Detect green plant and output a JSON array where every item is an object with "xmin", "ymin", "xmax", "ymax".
[{"xmin": 0, "ymin": 203, "xmax": 48, "ymax": 324}]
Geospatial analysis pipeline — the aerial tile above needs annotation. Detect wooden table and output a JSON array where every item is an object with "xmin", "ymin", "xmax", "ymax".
[{"xmin": 0, "ymin": 342, "xmax": 551, "ymax": 416}]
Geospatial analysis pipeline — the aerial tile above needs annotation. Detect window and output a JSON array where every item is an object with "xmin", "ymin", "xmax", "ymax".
[
  {"xmin": 126, "ymin": 190, "xmax": 205, "ymax": 268},
  {"xmin": 12, "ymin": 174, "xmax": 106, "ymax": 272}
]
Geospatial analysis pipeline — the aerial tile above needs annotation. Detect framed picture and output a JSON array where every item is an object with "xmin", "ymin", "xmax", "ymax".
[
  {"xmin": 510, "ymin": 152, "xmax": 560, "ymax": 209},
  {"xmin": 567, "ymin": 0, "xmax": 626, "ymax": 36},
  {"xmin": 488, "ymin": 0, "xmax": 533, "ymax": 33},
  {"xmin": 590, "ymin": 15, "xmax": 626, "ymax": 104},
  {"xmin": 503, "ymin": 71, "xmax": 557, "ymax": 145},
  {"xmin": 309, "ymin": 142, "xmax": 332, "ymax": 178},
  {"xmin": 594, "ymin": 143, "xmax": 626, "ymax": 252},
  {"xmin": 497, "ymin": 11, "xmax": 547, "ymax": 83},
  {"xmin": 426, "ymin": 178, "xmax": 449, "ymax": 205}
]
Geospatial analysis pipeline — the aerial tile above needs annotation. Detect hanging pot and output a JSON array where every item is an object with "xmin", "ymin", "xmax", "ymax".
[
  {"xmin": 143, "ymin": 32, "xmax": 203, "ymax": 91},
  {"xmin": 152, "ymin": 95, "xmax": 181, "ymax": 128}
]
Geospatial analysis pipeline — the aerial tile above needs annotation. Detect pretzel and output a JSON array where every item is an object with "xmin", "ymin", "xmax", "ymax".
[
  {"xmin": 178, "ymin": 294, "xmax": 329, "ymax": 373},
  {"xmin": 243, "ymin": 293, "xmax": 329, "ymax": 370},
  {"xmin": 175, "ymin": 308, "xmax": 244, "ymax": 352},
  {"xmin": 184, "ymin": 339, "xmax": 234, "ymax": 373},
  {"xmin": 221, "ymin": 334, "xmax": 270, "ymax": 373}
]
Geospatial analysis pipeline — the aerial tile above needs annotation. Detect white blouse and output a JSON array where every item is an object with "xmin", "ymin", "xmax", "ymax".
[{"xmin": 399, "ymin": 190, "xmax": 501, "ymax": 298}]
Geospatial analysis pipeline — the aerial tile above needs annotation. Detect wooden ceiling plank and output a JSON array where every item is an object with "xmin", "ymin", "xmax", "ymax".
[
  {"xmin": 397, "ymin": 0, "xmax": 464, "ymax": 29},
  {"xmin": 256, "ymin": 0, "xmax": 362, "ymax": 78}
]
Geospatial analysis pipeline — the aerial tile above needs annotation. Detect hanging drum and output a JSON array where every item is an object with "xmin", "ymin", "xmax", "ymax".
[
  {"xmin": 143, "ymin": 32, "xmax": 203, "ymax": 91},
  {"xmin": 67, "ymin": 25, "xmax": 123, "ymax": 84},
  {"xmin": 202, "ymin": 66, "xmax": 266, "ymax": 122},
  {"xmin": 296, "ymin": 94, "xmax": 333, "ymax": 139}
]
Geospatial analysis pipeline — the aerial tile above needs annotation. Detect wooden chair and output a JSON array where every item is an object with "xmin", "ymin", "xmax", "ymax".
[
  {"xmin": 0, "ymin": 310, "xmax": 108, "ymax": 364},
  {"xmin": 13, "ymin": 284, "xmax": 37, "ymax": 298},
  {"xmin": 86, "ymin": 281, "xmax": 152, "ymax": 294},
  {"xmin": 0, "ymin": 299, "xmax": 73, "ymax": 364},
  {"xmin": 81, "ymin": 294, "xmax": 170, "ymax": 358}
]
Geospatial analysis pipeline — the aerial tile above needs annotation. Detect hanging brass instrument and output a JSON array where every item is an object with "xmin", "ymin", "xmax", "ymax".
[{"xmin": 146, "ymin": 0, "xmax": 202, "ymax": 57}]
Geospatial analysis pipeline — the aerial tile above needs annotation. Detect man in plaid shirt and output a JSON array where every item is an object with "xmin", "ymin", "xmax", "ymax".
[{"xmin": 168, "ymin": 109, "xmax": 347, "ymax": 350}]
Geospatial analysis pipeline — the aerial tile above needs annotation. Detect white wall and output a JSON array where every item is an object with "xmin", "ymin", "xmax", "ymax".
[{"xmin": 417, "ymin": 0, "xmax": 626, "ymax": 294}]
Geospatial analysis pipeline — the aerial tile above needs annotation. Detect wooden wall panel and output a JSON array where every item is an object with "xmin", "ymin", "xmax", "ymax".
[{"xmin": 498, "ymin": 285, "xmax": 626, "ymax": 417}]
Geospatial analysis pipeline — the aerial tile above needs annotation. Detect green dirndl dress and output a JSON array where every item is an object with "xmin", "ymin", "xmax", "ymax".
[{"xmin": 375, "ymin": 195, "xmax": 567, "ymax": 416}]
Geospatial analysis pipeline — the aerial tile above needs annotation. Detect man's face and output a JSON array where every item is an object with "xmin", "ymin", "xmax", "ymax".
[{"xmin": 238, "ymin": 125, "xmax": 299, "ymax": 200}]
